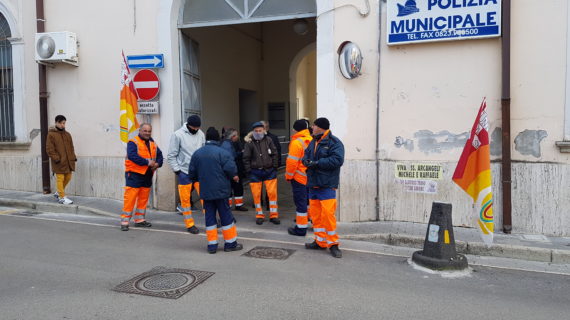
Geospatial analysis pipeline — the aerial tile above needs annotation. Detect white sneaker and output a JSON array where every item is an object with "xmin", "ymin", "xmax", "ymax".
[
  {"xmin": 58, "ymin": 197, "xmax": 73, "ymax": 205},
  {"xmin": 53, "ymin": 192, "xmax": 59, "ymax": 199}
]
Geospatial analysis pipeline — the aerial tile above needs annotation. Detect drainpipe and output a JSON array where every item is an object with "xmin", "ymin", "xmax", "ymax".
[
  {"xmin": 501, "ymin": 0, "xmax": 512, "ymax": 233},
  {"xmin": 36, "ymin": 0, "xmax": 51, "ymax": 194},
  {"xmin": 375, "ymin": 1, "xmax": 382, "ymax": 220}
]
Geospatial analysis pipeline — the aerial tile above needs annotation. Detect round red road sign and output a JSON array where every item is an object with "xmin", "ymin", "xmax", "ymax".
[{"xmin": 132, "ymin": 69, "xmax": 160, "ymax": 101}]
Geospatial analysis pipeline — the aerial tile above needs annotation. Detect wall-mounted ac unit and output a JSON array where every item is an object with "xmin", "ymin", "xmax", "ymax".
[{"xmin": 35, "ymin": 31, "xmax": 78, "ymax": 66}]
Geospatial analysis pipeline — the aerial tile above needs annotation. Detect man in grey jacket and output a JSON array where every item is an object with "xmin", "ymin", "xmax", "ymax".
[
  {"xmin": 243, "ymin": 121, "xmax": 279, "ymax": 225},
  {"xmin": 167, "ymin": 115, "xmax": 205, "ymax": 234}
]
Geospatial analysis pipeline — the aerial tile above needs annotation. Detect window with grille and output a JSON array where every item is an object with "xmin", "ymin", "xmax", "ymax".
[
  {"xmin": 0, "ymin": 13, "xmax": 13, "ymax": 142},
  {"xmin": 180, "ymin": 33, "xmax": 202, "ymax": 124}
]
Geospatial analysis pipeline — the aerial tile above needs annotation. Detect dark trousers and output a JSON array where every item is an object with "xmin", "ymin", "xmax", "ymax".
[
  {"xmin": 291, "ymin": 180, "xmax": 309, "ymax": 233},
  {"xmin": 291, "ymin": 180, "xmax": 308, "ymax": 214},
  {"xmin": 204, "ymin": 199, "xmax": 238, "ymax": 251},
  {"xmin": 231, "ymin": 179, "xmax": 244, "ymax": 197}
]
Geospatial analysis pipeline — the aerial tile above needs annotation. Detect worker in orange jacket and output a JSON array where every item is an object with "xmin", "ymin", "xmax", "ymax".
[
  {"xmin": 121, "ymin": 123, "xmax": 163, "ymax": 231},
  {"xmin": 286, "ymin": 119, "xmax": 313, "ymax": 236}
]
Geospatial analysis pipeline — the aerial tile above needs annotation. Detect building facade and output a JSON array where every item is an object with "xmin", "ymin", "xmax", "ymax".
[{"xmin": 0, "ymin": 0, "xmax": 568, "ymax": 236}]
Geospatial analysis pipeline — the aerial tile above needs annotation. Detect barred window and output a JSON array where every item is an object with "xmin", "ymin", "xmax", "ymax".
[{"xmin": 0, "ymin": 13, "xmax": 13, "ymax": 142}]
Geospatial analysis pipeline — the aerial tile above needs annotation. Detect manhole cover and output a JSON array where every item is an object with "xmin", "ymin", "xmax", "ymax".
[
  {"xmin": 243, "ymin": 246, "xmax": 295, "ymax": 260},
  {"xmin": 113, "ymin": 267, "xmax": 214, "ymax": 299}
]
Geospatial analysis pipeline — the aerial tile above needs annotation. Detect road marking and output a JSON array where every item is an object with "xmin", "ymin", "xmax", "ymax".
[{"xmin": 1, "ymin": 214, "xmax": 569, "ymax": 276}]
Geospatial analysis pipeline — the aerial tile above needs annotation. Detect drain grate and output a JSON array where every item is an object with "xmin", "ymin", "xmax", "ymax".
[
  {"xmin": 113, "ymin": 266, "xmax": 214, "ymax": 299},
  {"xmin": 243, "ymin": 246, "xmax": 295, "ymax": 260}
]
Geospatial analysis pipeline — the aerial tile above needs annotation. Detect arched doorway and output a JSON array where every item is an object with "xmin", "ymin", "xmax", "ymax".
[
  {"xmin": 174, "ymin": 0, "xmax": 318, "ymax": 219},
  {"xmin": 289, "ymin": 43, "xmax": 316, "ymax": 127}
]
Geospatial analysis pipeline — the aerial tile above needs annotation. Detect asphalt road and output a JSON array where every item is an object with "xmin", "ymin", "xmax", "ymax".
[{"xmin": 0, "ymin": 210, "xmax": 568, "ymax": 320}]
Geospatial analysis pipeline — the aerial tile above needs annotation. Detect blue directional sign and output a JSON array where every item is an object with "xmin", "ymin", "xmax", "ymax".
[{"xmin": 127, "ymin": 54, "xmax": 164, "ymax": 69}]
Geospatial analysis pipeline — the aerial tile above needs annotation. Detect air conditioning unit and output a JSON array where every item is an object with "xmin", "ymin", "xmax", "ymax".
[{"xmin": 35, "ymin": 31, "xmax": 78, "ymax": 66}]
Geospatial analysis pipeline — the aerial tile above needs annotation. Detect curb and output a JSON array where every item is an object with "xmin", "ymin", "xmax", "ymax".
[
  {"xmin": 0, "ymin": 198, "xmax": 116, "ymax": 218},
  {"xmin": 2, "ymin": 197, "xmax": 569, "ymax": 264},
  {"xmin": 341, "ymin": 233, "xmax": 569, "ymax": 264}
]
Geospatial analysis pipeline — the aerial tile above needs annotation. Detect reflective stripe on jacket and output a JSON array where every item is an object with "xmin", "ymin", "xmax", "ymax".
[
  {"xmin": 285, "ymin": 129, "xmax": 312, "ymax": 185},
  {"xmin": 125, "ymin": 136, "xmax": 157, "ymax": 175}
]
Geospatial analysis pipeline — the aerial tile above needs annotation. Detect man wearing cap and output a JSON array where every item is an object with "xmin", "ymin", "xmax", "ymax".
[
  {"xmin": 302, "ymin": 117, "xmax": 345, "ymax": 258},
  {"xmin": 167, "ymin": 115, "xmax": 205, "ymax": 234},
  {"xmin": 121, "ymin": 123, "xmax": 164, "ymax": 231},
  {"xmin": 221, "ymin": 128, "xmax": 248, "ymax": 212},
  {"xmin": 243, "ymin": 121, "xmax": 280, "ymax": 225},
  {"xmin": 189, "ymin": 127, "xmax": 242, "ymax": 254},
  {"xmin": 286, "ymin": 119, "xmax": 313, "ymax": 236}
]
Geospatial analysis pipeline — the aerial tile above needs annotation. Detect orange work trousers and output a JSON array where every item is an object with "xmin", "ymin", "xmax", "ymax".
[
  {"xmin": 309, "ymin": 188, "xmax": 339, "ymax": 248},
  {"xmin": 179, "ymin": 181, "xmax": 201, "ymax": 228},
  {"xmin": 121, "ymin": 186, "xmax": 151, "ymax": 226},
  {"xmin": 250, "ymin": 178, "xmax": 278, "ymax": 219}
]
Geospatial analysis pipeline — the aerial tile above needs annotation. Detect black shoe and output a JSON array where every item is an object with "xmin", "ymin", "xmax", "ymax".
[
  {"xmin": 224, "ymin": 243, "xmax": 243, "ymax": 252},
  {"xmin": 330, "ymin": 245, "xmax": 342, "ymax": 258},
  {"xmin": 121, "ymin": 225, "xmax": 129, "ymax": 231},
  {"xmin": 134, "ymin": 221, "xmax": 152, "ymax": 228},
  {"xmin": 256, "ymin": 218, "xmax": 264, "ymax": 225},
  {"xmin": 208, "ymin": 248, "xmax": 217, "ymax": 254},
  {"xmin": 288, "ymin": 227, "xmax": 306, "ymax": 236},
  {"xmin": 305, "ymin": 241, "xmax": 326, "ymax": 250},
  {"xmin": 270, "ymin": 218, "xmax": 281, "ymax": 225},
  {"xmin": 234, "ymin": 206, "xmax": 248, "ymax": 211},
  {"xmin": 187, "ymin": 226, "xmax": 199, "ymax": 234}
]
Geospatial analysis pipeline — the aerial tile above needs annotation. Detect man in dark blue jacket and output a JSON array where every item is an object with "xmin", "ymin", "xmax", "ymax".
[
  {"xmin": 221, "ymin": 128, "xmax": 247, "ymax": 211},
  {"xmin": 189, "ymin": 127, "xmax": 243, "ymax": 254},
  {"xmin": 302, "ymin": 118, "xmax": 345, "ymax": 258}
]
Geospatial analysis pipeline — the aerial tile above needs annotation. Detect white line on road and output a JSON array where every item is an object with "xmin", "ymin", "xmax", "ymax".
[{"xmin": 2, "ymin": 214, "xmax": 569, "ymax": 277}]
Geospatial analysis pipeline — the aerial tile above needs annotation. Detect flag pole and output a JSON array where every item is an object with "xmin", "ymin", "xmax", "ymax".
[{"xmin": 501, "ymin": 0, "xmax": 512, "ymax": 234}]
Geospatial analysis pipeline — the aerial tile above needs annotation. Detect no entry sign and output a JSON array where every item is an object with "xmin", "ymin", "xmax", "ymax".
[{"xmin": 133, "ymin": 69, "xmax": 160, "ymax": 101}]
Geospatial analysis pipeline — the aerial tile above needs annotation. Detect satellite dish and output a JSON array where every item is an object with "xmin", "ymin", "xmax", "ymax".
[
  {"xmin": 338, "ymin": 41, "xmax": 363, "ymax": 80},
  {"xmin": 36, "ymin": 35, "xmax": 56, "ymax": 59}
]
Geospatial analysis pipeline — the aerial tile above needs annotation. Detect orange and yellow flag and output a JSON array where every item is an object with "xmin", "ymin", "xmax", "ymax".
[
  {"xmin": 452, "ymin": 98, "xmax": 494, "ymax": 245},
  {"xmin": 120, "ymin": 51, "xmax": 139, "ymax": 145}
]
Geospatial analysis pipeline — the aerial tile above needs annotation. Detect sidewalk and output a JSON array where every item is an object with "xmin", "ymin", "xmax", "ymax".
[{"xmin": 1, "ymin": 188, "xmax": 569, "ymax": 264}]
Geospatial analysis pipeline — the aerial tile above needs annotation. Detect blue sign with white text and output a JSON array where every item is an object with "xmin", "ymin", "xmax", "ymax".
[
  {"xmin": 387, "ymin": 0, "xmax": 502, "ymax": 45},
  {"xmin": 127, "ymin": 54, "xmax": 164, "ymax": 69}
]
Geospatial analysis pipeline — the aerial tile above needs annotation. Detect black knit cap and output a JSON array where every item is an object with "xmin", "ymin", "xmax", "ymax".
[
  {"xmin": 187, "ymin": 115, "xmax": 201, "ymax": 127},
  {"xmin": 205, "ymin": 127, "xmax": 220, "ymax": 141},
  {"xmin": 313, "ymin": 117, "xmax": 330, "ymax": 130},
  {"xmin": 293, "ymin": 119, "xmax": 309, "ymax": 132}
]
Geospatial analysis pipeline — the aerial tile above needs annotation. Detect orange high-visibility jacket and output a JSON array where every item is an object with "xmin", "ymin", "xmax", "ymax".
[
  {"xmin": 125, "ymin": 135, "xmax": 157, "ymax": 175},
  {"xmin": 285, "ymin": 129, "xmax": 312, "ymax": 185}
]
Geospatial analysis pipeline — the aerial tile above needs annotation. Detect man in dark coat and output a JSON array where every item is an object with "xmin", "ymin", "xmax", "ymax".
[
  {"xmin": 189, "ymin": 127, "xmax": 243, "ymax": 254},
  {"xmin": 243, "ymin": 121, "xmax": 280, "ymax": 225},
  {"xmin": 221, "ymin": 128, "xmax": 248, "ymax": 211},
  {"xmin": 46, "ymin": 115, "xmax": 77, "ymax": 205},
  {"xmin": 302, "ymin": 117, "xmax": 345, "ymax": 258},
  {"xmin": 261, "ymin": 120, "xmax": 282, "ymax": 167}
]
